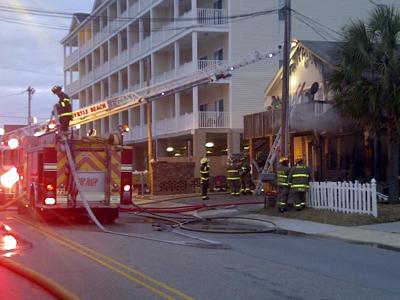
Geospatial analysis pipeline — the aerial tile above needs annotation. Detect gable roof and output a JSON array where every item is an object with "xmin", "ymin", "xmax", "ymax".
[
  {"xmin": 68, "ymin": 13, "xmax": 90, "ymax": 34},
  {"xmin": 299, "ymin": 40, "xmax": 341, "ymax": 66},
  {"xmin": 265, "ymin": 40, "xmax": 341, "ymax": 96}
]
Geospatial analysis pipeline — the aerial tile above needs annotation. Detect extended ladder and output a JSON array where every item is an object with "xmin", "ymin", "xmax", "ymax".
[{"xmin": 4, "ymin": 48, "xmax": 280, "ymax": 140}]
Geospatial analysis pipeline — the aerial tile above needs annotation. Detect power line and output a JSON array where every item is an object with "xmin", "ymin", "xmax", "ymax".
[
  {"xmin": 0, "ymin": 65, "xmax": 63, "ymax": 76},
  {"xmin": 0, "ymin": 90, "xmax": 26, "ymax": 97},
  {"xmin": 291, "ymin": 9, "xmax": 343, "ymax": 39},
  {"xmin": 0, "ymin": 4, "xmax": 277, "ymax": 22},
  {"xmin": 0, "ymin": 8, "xmax": 278, "ymax": 34}
]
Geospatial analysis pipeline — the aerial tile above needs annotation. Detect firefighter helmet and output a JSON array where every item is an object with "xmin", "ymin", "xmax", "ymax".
[
  {"xmin": 279, "ymin": 156, "xmax": 289, "ymax": 163},
  {"xmin": 200, "ymin": 157, "xmax": 209, "ymax": 164},
  {"xmin": 51, "ymin": 85, "xmax": 62, "ymax": 94},
  {"xmin": 295, "ymin": 156, "xmax": 304, "ymax": 164}
]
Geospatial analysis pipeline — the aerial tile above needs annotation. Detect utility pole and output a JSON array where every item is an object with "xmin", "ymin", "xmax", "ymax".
[
  {"xmin": 145, "ymin": 57, "xmax": 154, "ymax": 194},
  {"xmin": 27, "ymin": 86, "xmax": 35, "ymax": 126},
  {"xmin": 281, "ymin": 0, "xmax": 291, "ymax": 158}
]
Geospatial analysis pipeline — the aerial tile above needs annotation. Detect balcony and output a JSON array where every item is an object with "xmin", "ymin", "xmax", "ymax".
[
  {"xmin": 65, "ymin": 80, "xmax": 80, "ymax": 95},
  {"xmin": 198, "ymin": 111, "xmax": 229, "ymax": 128},
  {"xmin": 81, "ymin": 71, "xmax": 94, "ymax": 87},
  {"xmin": 126, "ymin": 111, "xmax": 230, "ymax": 141},
  {"xmin": 129, "ymin": 42, "xmax": 140, "ymax": 59},
  {"xmin": 65, "ymin": 50, "xmax": 79, "ymax": 67},
  {"xmin": 110, "ymin": 55, "xmax": 119, "ymax": 70},
  {"xmin": 79, "ymin": 39, "xmax": 93, "ymax": 56},
  {"xmin": 197, "ymin": 8, "xmax": 228, "ymax": 25}
]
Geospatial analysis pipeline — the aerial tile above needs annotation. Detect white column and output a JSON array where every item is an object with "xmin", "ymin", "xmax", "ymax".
[
  {"xmin": 174, "ymin": 41, "xmax": 180, "ymax": 75},
  {"xmin": 174, "ymin": 0, "xmax": 179, "ymax": 18},
  {"xmin": 192, "ymin": 31, "xmax": 197, "ymax": 71},
  {"xmin": 139, "ymin": 18, "xmax": 144, "ymax": 48},
  {"xmin": 193, "ymin": 86, "xmax": 198, "ymax": 128},
  {"xmin": 191, "ymin": 0, "xmax": 197, "ymax": 16},
  {"xmin": 139, "ymin": 59, "xmax": 144, "ymax": 87},
  {"xmin": 175, "ymin": 93, "xmax": 181, "ymax": 131}
]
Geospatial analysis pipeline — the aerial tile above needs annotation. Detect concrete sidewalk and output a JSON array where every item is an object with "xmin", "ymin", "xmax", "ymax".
[{"xmin": 131, "ymin": 193, "xmax": 400, "ymax": 250}]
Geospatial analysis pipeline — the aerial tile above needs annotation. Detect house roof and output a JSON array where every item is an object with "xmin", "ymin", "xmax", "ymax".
[
  {"xmin": 299, "ymin": 40, "xmax": 341, "ymax": 66},
  {"xmin": 265, "ymin": 40, "xmax": 341, "ymax": 96},
  {"xmin": 66, "ymin": 13, "xmax": 90, "ymax": 39}
]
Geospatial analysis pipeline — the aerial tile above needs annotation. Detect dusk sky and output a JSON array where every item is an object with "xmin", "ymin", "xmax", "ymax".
[{"xmin": 0, "ymin": 0, "xmax": 93, "ymax": 128}]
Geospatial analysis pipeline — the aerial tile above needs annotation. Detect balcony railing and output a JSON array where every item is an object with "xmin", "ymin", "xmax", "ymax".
[
  {"xmin": 65, "ymin": 80, "xmax": 80, "ymax": 95},
  {"xmin": 129, "ymin": 42, "xmax": 140, "ymax": 59},
  {"xmin": 197, "ymin": 8, "xmax": 228, "ymax": 25},
  {"xmin": 65, "ymin": 49, "xmax": 79, "ymax": 67},
  {"xmin": 79, "ymin": 39, "xmax": 93, "ymax": 56},
  {"xmin": 125, "ymin": 110, "xmax": 229, "ymax": 141},
  {"xmin": 198, "ymin": 60, "xmax": 229, "ymax": 72},
  {"xmin": 120, "ymin": 49, "xmax": 129, "ymax": 65},
  {"xmin": 110, "ymin": 55, "xmax": 119, "ymax": 70},
  {"xmin": 198, "ymin": 111, "xmax": 229, "ymax": 128}
]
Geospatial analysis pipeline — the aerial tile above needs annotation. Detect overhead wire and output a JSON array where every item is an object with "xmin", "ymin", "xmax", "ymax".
[
  {"xmin": 291, "ymin": 9, "xmax": 343, "ymax": 40},
  {"xmin": 0, "ymin": 5, "xmax": 278, "ymax": 33},
  {"xmin": 0, "ymin": 4, "xmax": 277, "ymax": 22},
  {"xmin": 0, "ymin": 65, "xmax": 63, "ymax": 76}
]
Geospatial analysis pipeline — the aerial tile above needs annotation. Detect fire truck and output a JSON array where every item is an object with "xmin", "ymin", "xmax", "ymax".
[{"xmin": 1, "ymin": 132, "xmax": 133, "ymax": 223}]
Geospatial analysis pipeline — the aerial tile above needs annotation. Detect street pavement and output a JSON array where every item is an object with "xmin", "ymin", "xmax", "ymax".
[{"xmin": 132, "ymin": 192, "xmax": 400, "ymax": 251}]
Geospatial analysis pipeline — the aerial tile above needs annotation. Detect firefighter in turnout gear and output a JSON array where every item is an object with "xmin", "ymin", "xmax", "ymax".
[
  {"xmin": 289, "ymin": 157, "xmax": 311, "ymax": 210},
  {"xmin": 200, "ymin": 157, "xmax": 210, "ymax": 200},
  {"xmin": 227, "ymin": 155, "xmax": 241, "ymax": 196},
  {"xmin": 277, "ymin": 157, "xmax": 290, "ymax": 212},
  {"xmin": 239, "ymin": 155, "xmax": 252, "ymax": 195},
  {"xmin": 51, "ymin": 85, "xmax": 73, "ymax": 133}
]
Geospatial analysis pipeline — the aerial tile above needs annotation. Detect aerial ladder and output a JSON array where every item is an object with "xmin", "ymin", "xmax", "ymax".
[{"xmin": 5, "ymin": 47, "xmax": 280, "ymax": 139}]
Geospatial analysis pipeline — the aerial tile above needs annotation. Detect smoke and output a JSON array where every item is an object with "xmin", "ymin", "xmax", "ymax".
[{"xmin": 289, "ymin": 101, "xmax": 353, "ymax": 134}]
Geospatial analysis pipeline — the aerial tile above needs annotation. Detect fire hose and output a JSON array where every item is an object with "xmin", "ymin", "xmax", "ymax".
[{"xmin": 63, "ymin": 138, "xmax": 229, "ymax": 249}]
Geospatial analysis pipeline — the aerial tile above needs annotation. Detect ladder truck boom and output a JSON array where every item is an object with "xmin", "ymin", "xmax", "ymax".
[{"xmin": 3, "ymin": 48, "xmax": 279, "ymax": 139}]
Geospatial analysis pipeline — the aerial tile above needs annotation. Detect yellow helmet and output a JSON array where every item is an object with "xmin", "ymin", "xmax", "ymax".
[
  {"xmin": 279, "ymin": 157, "xmax": 289, "ymax": 163},
  {"xmin": 200, "ymin": 157, "xmax": 209, "ymax": 164}
]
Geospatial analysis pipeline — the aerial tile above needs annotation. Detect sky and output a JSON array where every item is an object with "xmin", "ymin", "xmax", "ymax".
[{"xmin": 0, "ymin": 0, "xmax": 94, "ymax": 128}]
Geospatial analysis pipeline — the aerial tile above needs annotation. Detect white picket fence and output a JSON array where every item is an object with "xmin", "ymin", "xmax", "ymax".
[{"xmin": 308, "ymin": 179, "xmax": 378, "ymax": 217}]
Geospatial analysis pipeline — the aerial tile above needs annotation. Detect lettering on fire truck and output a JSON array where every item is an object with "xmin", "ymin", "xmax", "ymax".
[
  {"xmin": 79, "ymin": 177, "xmax": 98, "ymax": 187},
  {"xmin": 73, "ymin": 102, "xmax": 108, "ymax": 118}
]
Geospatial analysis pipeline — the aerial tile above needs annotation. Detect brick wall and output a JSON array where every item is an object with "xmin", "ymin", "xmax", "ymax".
[{"xmin": 152, "ymin": 161, "xmax": 195, "ymax": 195}]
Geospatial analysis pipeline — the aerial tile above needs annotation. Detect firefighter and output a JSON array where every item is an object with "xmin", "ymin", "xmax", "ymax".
[
  {"xmin": 289, "ymin": 157, "xmax": 311, "ymax": 211},
  {"xmin": 239, "ymin": 155, "xmax": 252, "ymax": 195},
  {"xmin": 276, "ymin": 156, "xmax": 290, "ymax": 212},
  {"xmin": 51, "ymin": 85, "xmax": 73, "ymax": 134},
  {"xmin": 227, "ymin": 155, "xmax": 241, "ymax": 196},
  {"xmin": 200, "ymin": 157, "xmax": 210, "ymax": 200}
]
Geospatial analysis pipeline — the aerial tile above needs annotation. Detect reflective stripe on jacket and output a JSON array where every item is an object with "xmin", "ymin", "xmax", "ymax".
[
  {"xmin": 57, "ymin": 94, "xmax": 73, "ymax": 118},
  {"xmin": 289, "ymin": 165, "xmax": 311, "ymax": 191},
  {"xmin": 227, "ymin": 166, "xmax": 240, "ymax": 181},
  {"xmin": 276, "ymin": 164, "xmax": 290, "ymax": 187},
  {"xmin": 200, "ymin": 165, "xmax": 210, "ymax": 182}
]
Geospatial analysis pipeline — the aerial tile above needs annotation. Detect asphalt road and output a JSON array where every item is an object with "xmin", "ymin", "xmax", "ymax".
[{"xmin": 1, "ymin": 204, "xmax": 400, "ymax": 300}]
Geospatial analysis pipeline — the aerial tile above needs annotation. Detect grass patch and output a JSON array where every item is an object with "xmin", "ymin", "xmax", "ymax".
[{"xmin": 258, "ymin": 203, "xmax": 400, "ymax": 226}]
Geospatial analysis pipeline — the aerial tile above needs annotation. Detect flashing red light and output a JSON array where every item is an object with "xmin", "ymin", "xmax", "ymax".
[
  {"xmin": 123, "ymin": 184, "xmax": 131, "ymax": 192},
  {"xmin": 46, "ymin": 184, "xmax": 55, "ymax": 191}
]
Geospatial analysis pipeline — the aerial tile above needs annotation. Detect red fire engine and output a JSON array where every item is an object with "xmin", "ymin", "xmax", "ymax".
[{"xmin": 2, "ymin": 131, "xmax": 133, "ymax": 223}]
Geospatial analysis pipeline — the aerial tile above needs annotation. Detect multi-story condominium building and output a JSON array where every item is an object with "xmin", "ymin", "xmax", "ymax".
[{"xmin": 60, "ymin": 0, "xmax": 399, "ymax": 175}]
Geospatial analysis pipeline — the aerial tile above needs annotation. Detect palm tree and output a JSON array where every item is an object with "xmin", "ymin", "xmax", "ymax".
[{"xmin": 329, "ymin": 5, "xmax": 400, "ymax": 203}]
